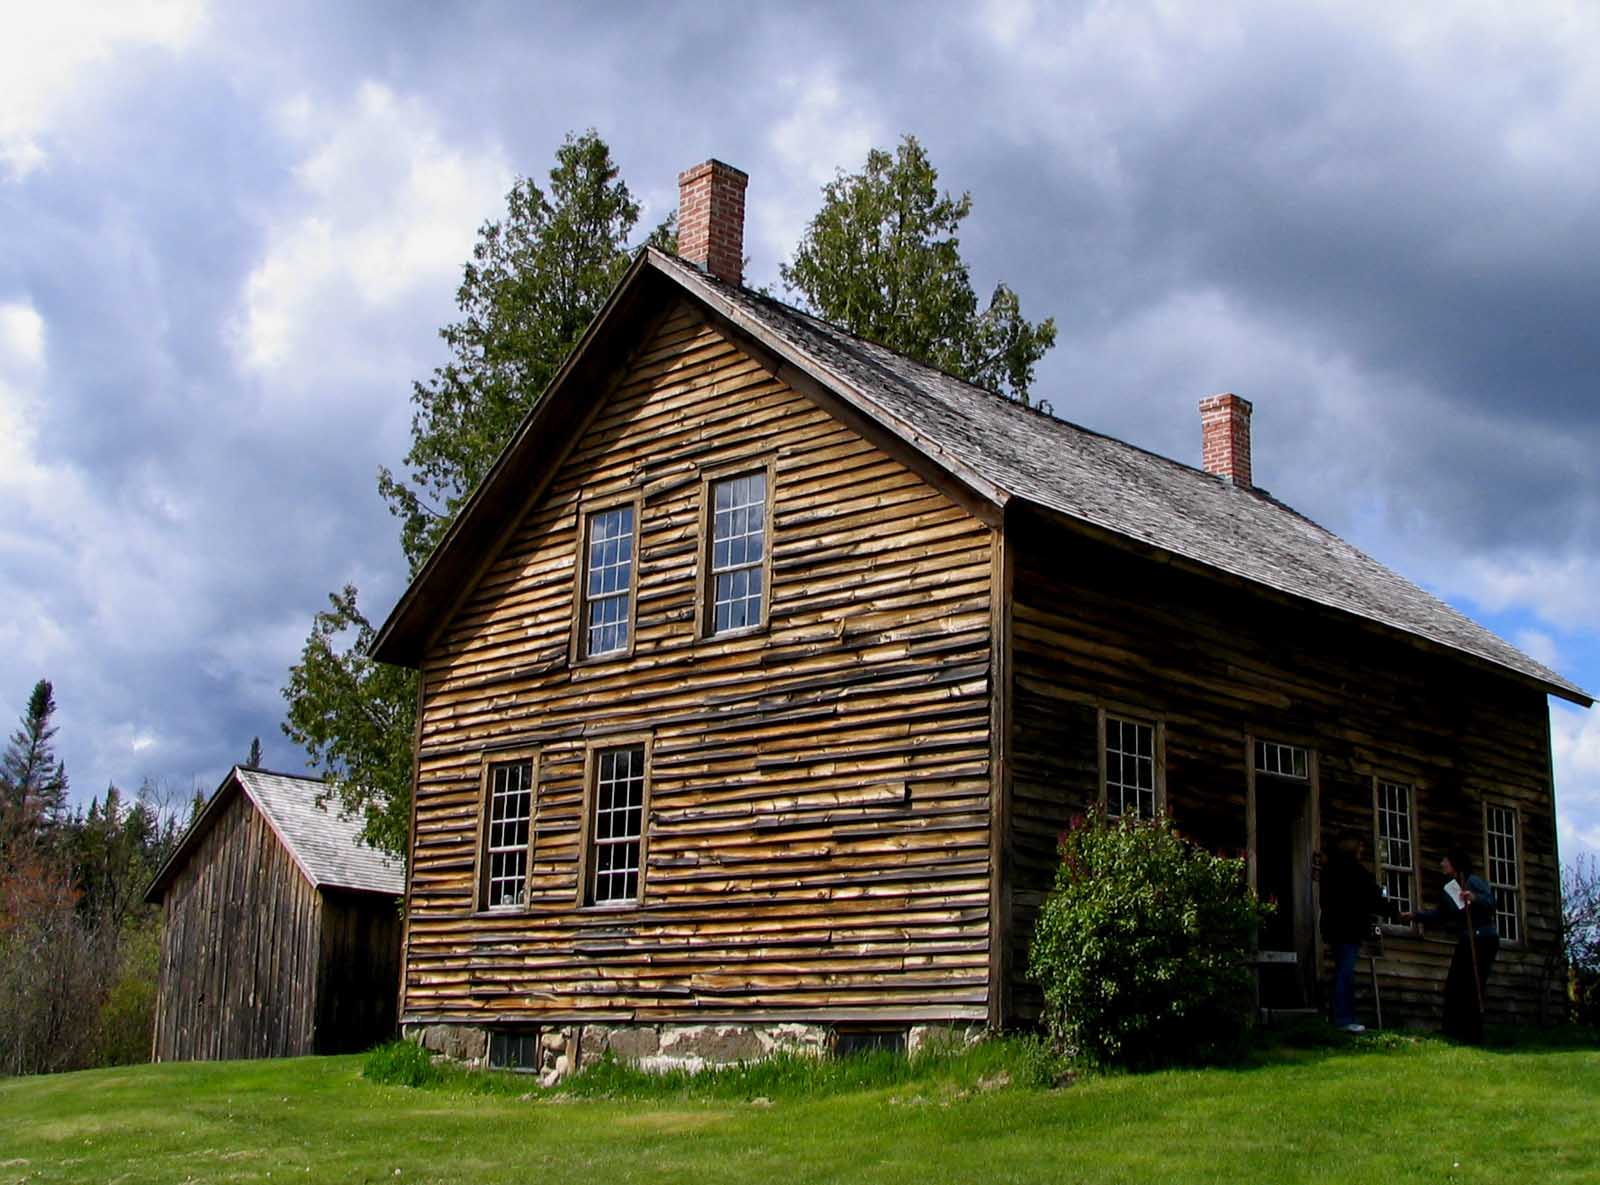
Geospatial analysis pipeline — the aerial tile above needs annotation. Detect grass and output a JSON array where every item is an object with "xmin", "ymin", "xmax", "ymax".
[{"xmin": 1, "ymin": 1028, "xmax": 1597, "ymax": 1184}]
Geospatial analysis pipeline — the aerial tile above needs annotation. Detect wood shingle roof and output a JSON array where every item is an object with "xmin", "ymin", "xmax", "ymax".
[{"xmin": 372, "ymin": 247, "xmax": 1589, "ymax": 707}]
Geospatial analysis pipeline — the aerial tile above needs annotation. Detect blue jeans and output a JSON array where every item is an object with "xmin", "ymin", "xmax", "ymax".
[{"xmin": 1330, "ymin": 942, "xmax": 1361, "ymax": 1027}]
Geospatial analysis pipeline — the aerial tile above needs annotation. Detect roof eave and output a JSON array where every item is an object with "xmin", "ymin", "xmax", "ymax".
[{"xmin": 1014, "ymin": 498, "xmax": 1593, "ymax": 708}]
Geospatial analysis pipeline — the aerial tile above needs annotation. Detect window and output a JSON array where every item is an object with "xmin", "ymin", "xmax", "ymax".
[
  {"xmin": 481, "ymin": 757, "xmax": 533, "ymax": 910},
  {"xmin": 1374, "ymin": 779, "xmax": 1416, "ymax": 916},
  {"xmin": 1255, "ymin": 740, "xmax": 1308, "ymax": 780},
  {"xmin": 1484, "ymin": 803, "xmax": 1522, "ymax": 944},
  {"xmin": 1103, "ymin": 715, "xmax": 1158, "ymax": 819},
  {"xmin": 587, "ymin": 744, "xmax": 648, "ymax": 906},
  {"xmin": 580, "ymin": 503, "xmax": 635, "ymax": 659},
  {"xmin": 707, "ymin": 470, "xmax": 767, "ymax": 635},
  {"xmin": 488, "ymin": 1031, "xmax": 539, "ymax": 1072}
]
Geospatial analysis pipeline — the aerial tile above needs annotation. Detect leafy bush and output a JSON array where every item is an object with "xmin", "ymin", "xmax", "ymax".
[
  {"xmin": 1028, "ymin": 810, "xmax": 1271, "ymax": 1069},
  {"xmin": 363, "ymin": 1039, "xmax": 445, "ymax": 1088},
  {"xmin": 94, "ymin": 922, "xmax": 160, "ymax": 1066}
]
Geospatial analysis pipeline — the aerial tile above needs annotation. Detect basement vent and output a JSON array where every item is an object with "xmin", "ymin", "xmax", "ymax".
[
  {"xmin": 487, "ymin": 1030, "xmax": 539, "ymax": 1072},
  {"xmin": 832, "ymin": 1027, "xmax": 907, "ymax": 1058}
]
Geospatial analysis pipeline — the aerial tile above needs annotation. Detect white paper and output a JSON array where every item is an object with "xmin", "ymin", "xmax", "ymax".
[{"xmin": 1443, "ymin": 879, "xmax": 1464, "ymax": 910}]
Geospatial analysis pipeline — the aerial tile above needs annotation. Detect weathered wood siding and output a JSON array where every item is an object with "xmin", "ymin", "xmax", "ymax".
[
  {"xmin": 152, "ymin": 791, "xmax": 321, "ymax": 1061},
  {"xmin": 316, "ymin": 890, "xmax": 403, "ymax": 1053},
  {"xmin": 1006, "ymin": 510, "xmax": 1564, "ymax": 1027},
  {"xmin": 405, "ymin": 303, "xmax": 996, "ymax": 1026}
]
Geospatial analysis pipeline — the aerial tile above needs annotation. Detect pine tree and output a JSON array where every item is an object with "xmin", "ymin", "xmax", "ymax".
[
  {"xmin": 245, "ymin": 737, "xmax": 262, "ymax": 769},
  {"xmin": 0, "ymin": 679, "xmax": 69, "ymax": 855},
  {"xmin": 782, "ymin": 135, "xmax": 1057, "ymax": 405}
]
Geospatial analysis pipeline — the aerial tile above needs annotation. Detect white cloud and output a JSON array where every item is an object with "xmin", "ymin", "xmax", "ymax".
[
  {"xmin": 1515, "ymin": 630, "xmax": 1562, "ymax": 672},
  {"xmin": 0, "ymin": 0, "xmax": 206, "ymax": 179},
  {"xmin": 760, "ymin": 75, "xmax": 883, "ymax": 288},
  {"xmin": 1450, "ymin": 554, "xmax": 1600, "ymax": 635},
  {"xmin": 1552, "ymin": 702, "xmax": 1600, "ymax": 860},
  {"xmin": 231, "ymin": 82, "xmax": 512, "ymax": 376}
]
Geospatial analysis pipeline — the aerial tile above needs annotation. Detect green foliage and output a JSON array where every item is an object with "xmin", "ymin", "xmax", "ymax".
[
  {"xmin": 380, "ymin": 128, "xmax": 669, "ymax": 571},
  {"xmin": 1029, "ymin": 810, "xmax": 1271, "ymax": 1069},
  {"xmin": 286, "ymin": 131, "xmax": 671, "ymax": 860},
  {"xmin": 281, "ymin": 586, "xmax": 417, "ymax": 861},
  {"xmin": 781, "ymin": 135, "xmax": 1057, "ymax": 405},
  {"xmin": 0, "ymin": 678, "xmax": 69, "ymax": 855},
  {"xmin": 363, "ymin": 1039, "xmax": 445, "ymax": 1088},
  {"xmin": 93, "ymin": 922, "xmax": 160, "ymax": 1067}
]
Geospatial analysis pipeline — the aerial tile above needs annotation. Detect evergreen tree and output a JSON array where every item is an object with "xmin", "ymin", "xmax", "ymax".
[
  {"xmin": 245, "ymin": 736, "xmax": 263, "ymax": 769},
  {"xmin": 0, "ymin": 679, "xmax": 69, "ymax": 855},
  {"xmin": 781, "ymin": 135, "xmax": 1057, "ymax": 405},
  {"xmin": 284, "ymin": 131, "xmax": 670, "ymax": 861}
]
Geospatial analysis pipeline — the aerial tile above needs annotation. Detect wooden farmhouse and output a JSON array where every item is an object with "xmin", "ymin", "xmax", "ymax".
[
  {"xmin": 145, "ymin": 767, "xmax": 404, "ymax": 1061},
  {"xmin": 370, "ymin": 160, "xmax": 1591, "ymax": 1074}
]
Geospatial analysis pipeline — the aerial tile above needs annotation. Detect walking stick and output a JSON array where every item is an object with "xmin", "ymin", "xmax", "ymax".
[{"xmin": 1464, "ymin": 903, "xmax": 1486, "ymax": 1018}]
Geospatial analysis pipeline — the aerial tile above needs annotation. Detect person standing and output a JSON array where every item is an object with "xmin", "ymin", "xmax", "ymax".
[
  {"xmin": 1320, "ymin": 834, "xmax": 1384, "ymax": 1033},
  {"xmin": 1401, "ymin": 848, "xmax": 1499, "ymax": 1043}
]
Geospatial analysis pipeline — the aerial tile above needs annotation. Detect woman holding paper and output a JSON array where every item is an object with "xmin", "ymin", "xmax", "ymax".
[{"xmin": 1400, "ymin": 849, "xmax": 1498, "ymax": 1043}]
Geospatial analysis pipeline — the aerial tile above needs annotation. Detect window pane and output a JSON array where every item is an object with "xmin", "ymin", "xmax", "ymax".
[
  {"xmin": 709, "ymin": 473, "xmax": 766, "ymax": 635},
  {"xmin": 485, "ymin": 759, "xmax": 533, "ymax": 909},
  {"xmin": 590, "ymin": 745, "xmax": 646, "ymax": 905},
  {"xmin": 1105, "ymin": 716, "xmax": 1157, "ymax": 820},
  {"xmin": 584, "ymin": 506, "xmax": 633, "ymax": 657}
]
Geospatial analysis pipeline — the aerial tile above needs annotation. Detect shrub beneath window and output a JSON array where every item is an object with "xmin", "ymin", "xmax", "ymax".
[{"xmin": 1028, "ymin": 810, "xmax": 1271, "ymax": 1070}]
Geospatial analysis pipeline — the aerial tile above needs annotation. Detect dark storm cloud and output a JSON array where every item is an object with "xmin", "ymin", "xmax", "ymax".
[{"xmin": 3, "ymin": 0, "xmax": 1595, "ymax": 847}]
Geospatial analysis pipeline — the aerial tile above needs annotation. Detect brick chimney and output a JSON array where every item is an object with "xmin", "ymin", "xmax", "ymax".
[
  {"xmin": 677, "ymin": 159, "xmax": 748, "ymax": 286},
  {"xmin": 1199, "ymin": 393, "xmax": 1253, "ymax": 488}
]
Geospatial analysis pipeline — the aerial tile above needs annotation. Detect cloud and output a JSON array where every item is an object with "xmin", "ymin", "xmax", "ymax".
[
  {"xmin": 231, "ymin": 82, "xmax": 512, "ymax": 378},
  {"xmin": 1552, "ymin": 703, "xmax": 1600, "ymax": 858},
  {"xmin": 0, "ymin": 0, "xmax": 206, "ymax": 179}
]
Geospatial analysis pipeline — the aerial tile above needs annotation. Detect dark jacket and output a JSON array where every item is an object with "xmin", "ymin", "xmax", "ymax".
[
  {"xmin": 1320, "ymin": 851, "xmax": 1384, "ymax": 945},
  {"xmin": 1416, "ymin": 874, "xmax": 1498, "ymax": 938}
]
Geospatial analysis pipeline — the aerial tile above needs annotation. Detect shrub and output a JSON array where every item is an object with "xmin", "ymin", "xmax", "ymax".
[
  {"xmin": 94, "ymin": 922, "xmax": 160, "ymax": 1066},
  {"xmin": 363, "ymin": 1039, "xmax": 445, "ymax": 1088},
  {"xmin": 1028, "ymin": 810, "xmax": 1271, "ymax": 1070}
]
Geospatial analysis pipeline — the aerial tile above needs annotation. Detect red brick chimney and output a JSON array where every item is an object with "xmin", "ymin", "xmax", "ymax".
[
  {"xmin": 1199, "ymin": 393, "xmax": 1253, "ymax": 488},
  {"xmin": 677, "ymin": 159, "xmax": 748, "ymax": 286}
]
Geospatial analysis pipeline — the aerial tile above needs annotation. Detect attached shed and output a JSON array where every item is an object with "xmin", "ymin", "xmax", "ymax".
[{"xmin": 144, "ymin": 766, "xmax": 404, "ymax": 1062}]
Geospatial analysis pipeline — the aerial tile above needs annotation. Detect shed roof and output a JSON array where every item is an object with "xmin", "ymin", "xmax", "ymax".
[
  {"xmin": 144, "ymin": 766, "xmax": 404, "ymax": 904},
  {"xmin": 372, "ymin": 248, "xmax": 1590, "ymax": 707}
]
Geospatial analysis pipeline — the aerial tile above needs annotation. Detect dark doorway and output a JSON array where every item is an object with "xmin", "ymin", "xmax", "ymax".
[{"xmin": 1255, "ymin": 776, "xmax": 1313, "ymax": 1008}]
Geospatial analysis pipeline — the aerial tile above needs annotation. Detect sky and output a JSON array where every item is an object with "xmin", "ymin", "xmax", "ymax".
[{"xmin": 2, "ymin": 0, "xmax": 1597, "ymax": 861}]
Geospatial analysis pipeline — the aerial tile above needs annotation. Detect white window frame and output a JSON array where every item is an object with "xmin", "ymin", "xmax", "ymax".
[
  {"xmin": 1100, "ymin": 711, "xmax": 1163, "ymax": 820},
  {"xmin": 571, "ymin": 494, "xmax": 641, "ymax": 664},
  {"xmin": 1484, "ymin": 801, "xmax": 1523, "ymax": 945},
  {"xmin": 477, "ymin": 751, "xmax": 536, "ymax": 912},
  {"xmin": 699, "ymin": 460, "xmax": 774, "ymax": 638},
  {"xmin": 580, "ymin": 738, "xmax": 652, "ymax": 908},
  {"xmin": 1373, "ymin": 777, "xmax": 1419, "ymax": 923},
  {"xmin": 1255, "ymin": 739, "xmax": 1309, "ymax": 781}
]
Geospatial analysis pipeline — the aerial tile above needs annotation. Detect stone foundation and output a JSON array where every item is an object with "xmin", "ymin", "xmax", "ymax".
[{"xmin": 407, "ymin": 1020, "xmax": 983, "ymax": 1085}]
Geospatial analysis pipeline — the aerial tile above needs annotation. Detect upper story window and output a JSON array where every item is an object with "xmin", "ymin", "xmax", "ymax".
[
  {"xmin": 1103, "ymin": 714, "xmax": 1158, "ymax": 820},
  {"xmin": 580, "ymin": 503, "xmax": 636, "ymax": 659},
  {"xmin": 587, "ymin": 743, "xmax": 648, "ymax": 906},
  {"xmin": 1484, "ymin": 803, "xmax": 1522, "ymax": 944},
  {"xmin": 481, "ymin": 757, "xmax": 533, "ymax": 910},
  {"xmin": 1374, "ymin": 779, "xmax": 1416, "ymax": 916},
  {"xmin": 1255, "ymin": 740, "xmax": 1309, "ymax": 780},
  {"xmin": 707, "ymin": 471, "xmax": 767, "ymax": 635}
]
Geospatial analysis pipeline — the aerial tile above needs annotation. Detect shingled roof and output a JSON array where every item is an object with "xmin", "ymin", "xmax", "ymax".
[
  {"xmin": 145, "ymin": 767, "xmax": 403, "ymax": 904},
  {"xmin": 372, "ymin": 247, "xmax": 1589, "ymax": 707}
]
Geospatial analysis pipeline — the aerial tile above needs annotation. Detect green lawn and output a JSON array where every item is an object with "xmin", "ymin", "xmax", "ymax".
[{"xmin": 2, "ymin": 1034, "xmax": 1596, "ymax": 1184}]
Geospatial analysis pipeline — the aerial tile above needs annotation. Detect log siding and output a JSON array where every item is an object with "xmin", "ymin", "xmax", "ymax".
[
  {"xmin": 1005, "ymin": 510, "xmax": 1564, "ymax": 1027},
  {"xmin": 403, "ymin": 304, "xmax": 996, "ymax": 1026}
]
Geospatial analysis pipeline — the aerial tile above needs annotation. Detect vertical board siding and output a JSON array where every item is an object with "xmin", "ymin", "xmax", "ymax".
[
  {"xmin": 405, "ymin": 305, "xmax": 995, "ymax": 1025},
  {"xmin": 152, "ymin": 792, "xmax": 322, "ymax": 1061},
  {"xmin": 1007, "ymin": 513, "xmax": 1564, "ymax": 1026}
]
